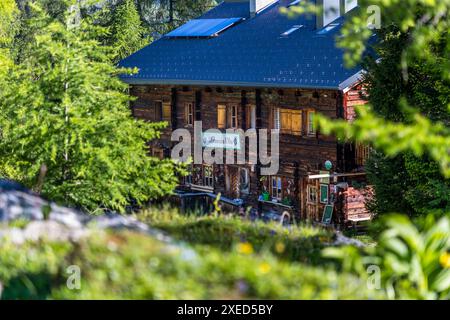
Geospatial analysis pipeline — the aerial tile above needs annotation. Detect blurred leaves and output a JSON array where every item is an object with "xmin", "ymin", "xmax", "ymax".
[
  {"xmin": 286, "ymin": 0, "xmax": 450, "ymax": 180},
  {"xmin": 316, "ymin": 107, "xmax": 450, "ymax": 177},
  {"xmin": 324, "ymin": 214, "xmax": 450, "ymax": 299},
  {"xmin": 0, "ymin": 220, "xmax": 382, "ymax": 300}
]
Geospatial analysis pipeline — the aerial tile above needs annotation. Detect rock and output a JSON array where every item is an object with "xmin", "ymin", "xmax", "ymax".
[
  {"xmin": 333, "ymin": 232, "xmax": 366, "ymax": 248},
  {"xmin": 90, "ymin": 213, "xmax": 149, "ymax": 232},
  {"xmin": 0, "ymin": 221, "xmax": 89, "ymax": 245},
  {"xmin": 23, "ymin": 221, "xmax": 88, "ymax": 243},
  {"xmin": 0, "ymin": 180, "xmax": 199, "ymax": 261},
  {"xmin": 0, "ymin": 228, "xmax": 26, "ymax": 245}
]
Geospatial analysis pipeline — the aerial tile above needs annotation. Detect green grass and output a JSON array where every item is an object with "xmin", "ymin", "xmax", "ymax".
[
  {"xmin": 0, "ymin": 206, "xmax": 391, "ymax": 300},
  {"xmin": 0, "ymin": 230, "xmax": 384, "ymax": 300},
  {"xmin": 138, "ymin": 207, "xmax": 335, "ymax": 265}
]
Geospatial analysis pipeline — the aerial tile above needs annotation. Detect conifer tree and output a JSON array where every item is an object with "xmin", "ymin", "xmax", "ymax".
[
  {"xmin": 110, "ymin": 0, "xmax": 150, "ymax": 62},
  {"xmin": 0, "ymin": 0, "xmax": 182, "ymax": 213}
]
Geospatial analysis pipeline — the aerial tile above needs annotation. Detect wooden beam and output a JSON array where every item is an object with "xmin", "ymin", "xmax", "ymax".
[{"xmin": 308, "ymin": 172, "xmax": 366, "ymax": 180}]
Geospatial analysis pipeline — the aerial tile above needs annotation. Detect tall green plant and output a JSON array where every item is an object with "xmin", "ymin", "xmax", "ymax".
[
  {"xmin": 324, "ymin": 215, "xmax": 450, "ymax": 299},
  {"xmin": 0, "ymin": 1, "xmax": 182, "ymax": 213}
]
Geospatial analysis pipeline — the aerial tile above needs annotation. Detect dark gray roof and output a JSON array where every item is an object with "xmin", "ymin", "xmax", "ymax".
[{"xmin": 119, "ymin": 0, "xmax": 363, "ymax": 90}]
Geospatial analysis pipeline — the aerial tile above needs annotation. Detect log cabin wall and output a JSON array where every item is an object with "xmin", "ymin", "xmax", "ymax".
[{"xmin": 129, "ymin": 84, "xmax": 361, "ymax": 221}]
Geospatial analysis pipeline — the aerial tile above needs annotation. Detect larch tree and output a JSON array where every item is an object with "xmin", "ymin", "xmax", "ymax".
[{"xmin": 0, "ymin": 0, "xmax": 183, "ymax": 213}]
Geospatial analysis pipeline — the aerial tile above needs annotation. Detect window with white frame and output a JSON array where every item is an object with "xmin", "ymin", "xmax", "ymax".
[
  {"xmin": 271, "ymin": 176, "xmax": 282, "ymax": 200},
  {"xmin": 218, "ymin": 104, "xmax": 239, "ymax": 129},
  {"xmin": 307, "ymin": 185, "xmax": 318, "ymax": 204},
  {"xmin": 183, "ymin": 165, "xmax": 193, "ymax": 185},
  {"xmin": 240, "ymin": 168, "xmax": 250, "ymax": 194},
  {"xmin": 185, "ymin": 102, "xmax": 194, "ymax": 126},
  {"xmin": 203, "ymin": 165, "xmax": 214, "ymax": 188},
  {"xmin": 274, "ymin": 108, "xmax": 281, "ymax": 130},
  {"xmin": 228, "ymin": 104, "xmax": 239, "ymax": 128},
  {"xmin": 307, "ymin": 110, "xmax": 316, "ymax": 135}
]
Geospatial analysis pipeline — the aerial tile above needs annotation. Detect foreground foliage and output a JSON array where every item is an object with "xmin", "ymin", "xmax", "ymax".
[
  {"xmin": 139, "ymin": 208, "xmax": 334, "ymax": 265},
  {"xmin": 362, "ymin": 26, "xmax": 450, "ymax": 216},
  {"xmin": 313, "ymin": 0, "xmax": 450, "ymax": 178},
  {"xmin": 325, "ymin": 214, "xmax": 450, "ymax": 299},
  {"xmin": 1, "ymin": 210, "xmax": 448, "ymax": 300},
  {"xmin": 0, "ymin": 229, "xmax": 381, "ymax": 300}
]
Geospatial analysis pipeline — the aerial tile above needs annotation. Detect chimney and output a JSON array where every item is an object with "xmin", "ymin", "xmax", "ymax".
[
  {"xmin": 250, "ymin": 0, "xmax": 278, "ymax": 17},
  {"xmin": 316, "ymin": 0, "xmax": 341, "ymax": 29},
  {"xmin": 341, "ymin": 0, "xmax": 358, "ymax": 14}
]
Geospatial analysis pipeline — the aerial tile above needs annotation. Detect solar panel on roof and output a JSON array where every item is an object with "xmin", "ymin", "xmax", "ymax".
[{"xmin": 165, "ymin": 18, "xmax": 243, "ymax": 38}]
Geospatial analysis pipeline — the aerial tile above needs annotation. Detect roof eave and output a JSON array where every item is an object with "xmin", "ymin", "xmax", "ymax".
[
  {"xmin": 120, "ymin": 78, "xmax": 343, "ymax": 91},
  {"xmin": 339, "ymin": 70, "xmax": 366, "ymax": 93}
]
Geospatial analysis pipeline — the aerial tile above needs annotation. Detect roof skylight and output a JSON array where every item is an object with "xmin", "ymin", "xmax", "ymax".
[
  {"xmin": 165, "ymin": 18, "xmax": 243, "ymax": 38},
  {"xmin": 317, "ymin": 22, "xmax": 340, "ymax": 35},
  {"xmin": 288, "ymin": 0, "xmax": 302, "ymax": 7},
  {"xmin": 281, "ymin": 25, "xmax": 304, "ymax": 37}
]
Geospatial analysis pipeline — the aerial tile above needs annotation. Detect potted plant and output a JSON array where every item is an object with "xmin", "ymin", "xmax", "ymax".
[
  {"xmin": 260, "ymin": 177, "xmax": 270, "ymax": 201},
  {"xmin": 282, "ymin": 197, "xmax": 292, "ymax": 207}
]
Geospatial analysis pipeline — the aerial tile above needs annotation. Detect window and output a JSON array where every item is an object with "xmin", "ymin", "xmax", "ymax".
[
  {"xmin": 228, "ymin": 105, "xmax": 238, "ymax": 128},
  {"xmin": 247, "ymin": 105, "xmax": 256, "ymax": 129},
  {"xmin": 154, "ymin": 101, "xmax": 162, "ymax": 121},
  {"xmin": 274, "ymin": 108, "xmax": 281, "ymax": 130},
  {"xmin": 281, "ymin": 25, "xmax": 303, "ymax": 37},
  {"xmin": 151, "ymin": 148, "xmax": 164, "ymax": 160},
  {"xmin": 162, "ymin": 102, "xmax": 171, "ymax": 122},
  {"xmin": 274, "ymin": 108, "xmax": 302, "ymax": 135},
  {"xmin": 307, "ymin": 185, "xmax": 318, "ymax": 204},
  {"xmin": 271, "ymin": 176, "xmax": 282, "ymax": 201},
  {"xmin": 307, "ymin": 110, "xmax": 316, "ymax": 135},
  {"xmin": 218, "ymin": 105, "xmax": 227, "ymax": 129},
  {"xmin": 356, "ymin": 142, "xmax": 371, "ymax": 166},
  {"xmin": 218, "ymin": 105, "xmax": 239, "ymax": 129},
  {"xmin": 183, "ymin": 165, "xmax": 193, "ymax": 185},
  {"xmin": 240, "ymin": 168, "xmax": 250, "ymax": 194},
  {"xmin": 203, "ymin": 165, "xmax": 214, "ymax": 188},
  {"xmin": 185, "ymin": 103, "xmax": 194, "ymax": 126}
]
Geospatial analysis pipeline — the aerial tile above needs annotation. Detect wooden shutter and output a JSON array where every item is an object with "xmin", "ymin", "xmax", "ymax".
[
  {"xmin": 218, "ymin": 105, "xmax": 226, "ymax": 129},
  {"xmin": 154, "ymin": 101, "xmax": 162, "ymax": 121},
  {"xmin": 280, "ymin": 109, "xmax": 292, "ymax": 134},
  {"xmin": 291, "ymin": 110, "xmax": 302, "ymax": 136},
  {"xmin": 162, "ymin": 102, "xmax": 171, "ymax": 122}
]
